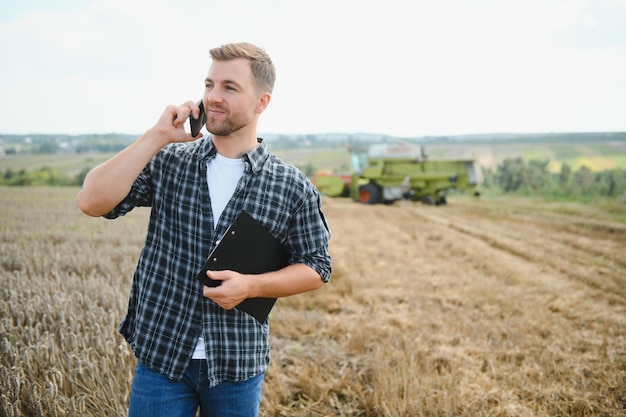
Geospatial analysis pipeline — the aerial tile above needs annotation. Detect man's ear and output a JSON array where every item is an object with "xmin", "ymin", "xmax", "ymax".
[{"xmin": 256, "ymin": 92, "xmax": 271, "ymax": 114}]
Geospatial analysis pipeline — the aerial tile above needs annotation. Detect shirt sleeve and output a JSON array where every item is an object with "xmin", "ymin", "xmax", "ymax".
[
  {"xmin": 103, "ymin": 158, "xmax": 154, "ymax": 219},
  {"xmin": 286, "ymin": 183, "xmax": 332, "ymax": 283}
]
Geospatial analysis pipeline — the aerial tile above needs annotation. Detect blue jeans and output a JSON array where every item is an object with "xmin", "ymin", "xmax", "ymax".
[{"xmin": 128, "ymin": 360, "xmax": 264, "ymax": 417}]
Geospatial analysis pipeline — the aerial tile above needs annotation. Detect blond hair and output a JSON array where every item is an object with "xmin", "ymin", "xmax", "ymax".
[{"xmin": 209, "ymin": 42, "xmax": 276, "ymax": 93}]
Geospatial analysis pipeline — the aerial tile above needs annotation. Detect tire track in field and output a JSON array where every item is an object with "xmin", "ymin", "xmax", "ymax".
[{"xmin": 409, "ymin": 202, "xmax": 626, "ymax": 300}]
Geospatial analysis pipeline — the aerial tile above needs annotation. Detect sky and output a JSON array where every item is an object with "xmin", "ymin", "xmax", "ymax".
[{"xmin": 1, "ymin": 0, "xmax": 625, "ymax": 137}]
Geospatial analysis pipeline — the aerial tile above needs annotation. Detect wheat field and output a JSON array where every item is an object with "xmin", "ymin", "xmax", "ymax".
[{"xmin": 1, "ymin": 187, "xmax": 625, "ymax": 416}]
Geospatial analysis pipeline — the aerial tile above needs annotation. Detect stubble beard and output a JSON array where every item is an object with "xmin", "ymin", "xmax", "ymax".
[
  {"xmin": 206, "ymin": 109, "xmax": 253, "ymax": 137},
  {"xmin": 207, "ymin": 117, "xmax": 237, "ymax": 137}
]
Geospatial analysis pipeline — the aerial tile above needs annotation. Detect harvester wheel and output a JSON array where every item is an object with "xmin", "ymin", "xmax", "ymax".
[
  {"xmin": 358, "ymin": 183, "xmax": 381, "ymax": 204},
  {"xmin": 421, "ymin": 195, "xmax": 436, "ymax": 205}
]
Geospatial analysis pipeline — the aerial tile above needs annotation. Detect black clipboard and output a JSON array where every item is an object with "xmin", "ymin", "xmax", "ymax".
[{"xmin": 196, "ymin": 210, "xmax": 289, "ymax": 323}]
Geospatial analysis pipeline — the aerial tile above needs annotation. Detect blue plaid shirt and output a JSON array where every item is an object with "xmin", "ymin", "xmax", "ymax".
[{"xmin": 104, "ymin": 137, "xmax": 331, "ymax": 383}]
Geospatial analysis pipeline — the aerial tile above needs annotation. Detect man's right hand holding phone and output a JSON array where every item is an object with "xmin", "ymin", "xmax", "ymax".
[{"xmin": 151, "ymin": 100, "xmax": 204, "ymax": 145}]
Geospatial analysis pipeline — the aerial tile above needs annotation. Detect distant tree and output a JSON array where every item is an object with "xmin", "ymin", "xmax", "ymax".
[
  {"xmin": 595, "ymin": 169, "xmax": 626, "ymax": 198},
  {"xmin": 573, "ymin": 166, "xmax": 594, "ymax": 192},
  {"xmin": 75, "ymin": 167, "xmax": 92, "ymax": 186},
  {"xmin": 299, "ymin": 162, "xmax": 317, "ymax": 178},
  {"xmin": 34, "ymin": 141, "xmax": 60, "ymax": 154},
  {"xmin": 520, "ymin": 159, "xmax": 553, "ymax": 193},
  {"xmin": 3, "ymin": 168, "xmax": 15, "ymax": 182},
  {"xmin": 494, "ymin": 157, "xmax": 525, "ymax": 192},
  {"xmin": 559, "ymin": 163, "xmax": 572, "ymax": 187}
]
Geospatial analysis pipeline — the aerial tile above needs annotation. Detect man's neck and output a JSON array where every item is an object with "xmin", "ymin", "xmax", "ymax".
[{"xmin": 212, "ymin": 132, "xmax": 259, "ymax": 159}]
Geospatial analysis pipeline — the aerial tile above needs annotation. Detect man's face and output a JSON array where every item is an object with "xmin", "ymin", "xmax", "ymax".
[{"xmin": 203, "ymin": 58, "xmax": 262, "ymax": 137}]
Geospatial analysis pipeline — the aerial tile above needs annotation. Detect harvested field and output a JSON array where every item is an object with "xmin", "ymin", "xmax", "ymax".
[{"xmin": 1, "ymin": 187, "xmax": 625, "ymax": 416}]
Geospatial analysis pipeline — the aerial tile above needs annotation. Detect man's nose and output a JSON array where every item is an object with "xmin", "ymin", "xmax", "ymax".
[{"xmin": 206, "ymin": 88, "xmax": 223, "ymax": 103}]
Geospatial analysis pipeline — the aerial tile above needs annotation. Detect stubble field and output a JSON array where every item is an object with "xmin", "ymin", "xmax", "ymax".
[{"xmin": 1, "ymin": 187, "xmax": 625, "ymax": 416}]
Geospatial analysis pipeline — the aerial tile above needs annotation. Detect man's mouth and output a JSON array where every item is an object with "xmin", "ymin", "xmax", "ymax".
[{"xmin": 208, "ymin": 107, "xmax": 226, "ymax": 115}]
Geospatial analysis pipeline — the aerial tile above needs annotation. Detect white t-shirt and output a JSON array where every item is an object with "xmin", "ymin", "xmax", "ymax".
[
  {"xmin": 193, "ymin": 153, "xmax": 245, "ymax": 359},
  {"xmin": 206, "ymin": 153, "xmax": 246, "ymax": 229}
]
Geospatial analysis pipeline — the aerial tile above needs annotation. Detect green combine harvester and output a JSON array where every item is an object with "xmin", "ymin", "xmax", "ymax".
[{"xmin": 313, "ymin": 142, "xmax": 482, "ymax": 205}]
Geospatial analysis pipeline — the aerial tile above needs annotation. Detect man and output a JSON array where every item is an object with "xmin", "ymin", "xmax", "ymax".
[{"xmin": 77, "ymin": 42, "xmax": 331, "ymax": 417}]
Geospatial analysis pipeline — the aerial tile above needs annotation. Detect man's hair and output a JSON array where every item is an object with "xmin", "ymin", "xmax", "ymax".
[{"xmin": 210, "ymin": 42, "xmax": 276, "ymax": 94}]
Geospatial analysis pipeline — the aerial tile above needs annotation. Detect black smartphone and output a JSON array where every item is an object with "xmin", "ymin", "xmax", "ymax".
[{"xmin": 189, "ymin": 100, "xmax": 206, "ymax": 137}]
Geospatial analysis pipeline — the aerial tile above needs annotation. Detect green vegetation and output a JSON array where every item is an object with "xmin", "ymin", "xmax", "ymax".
[
  {"xmin": 0, "ymin": 153, "xmax": 115, "ymax": 186},
  {"xmin": 1, "ymin": 166, "xmax": 89, "ymax": 186},
  {"xmin": 482, "ymin": 157, "xmax": 626, "ymax": 203}
]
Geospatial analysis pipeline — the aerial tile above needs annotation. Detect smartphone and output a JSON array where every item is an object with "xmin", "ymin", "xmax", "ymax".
[{"xmin": 189, "ymin": 100, "xmax": 206, "ymax": 137}]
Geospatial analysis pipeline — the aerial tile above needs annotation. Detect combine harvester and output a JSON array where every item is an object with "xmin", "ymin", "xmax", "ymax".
[{"xmin": 313, "ymin": 142, "xmax": 483, "ymax": 205}]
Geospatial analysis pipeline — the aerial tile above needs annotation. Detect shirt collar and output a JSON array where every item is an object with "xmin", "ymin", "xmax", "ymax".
[
  {"xmin": 243, "ymin": 138, "xmax": 268, "ymax": 173},
  {"xmin": 202, "ymin": 136, "xmax": 268, "ymax": 173}
]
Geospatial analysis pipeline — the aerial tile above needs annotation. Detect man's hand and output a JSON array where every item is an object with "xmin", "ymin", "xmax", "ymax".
[
  {"xmin": 152, "ymin": 100, "xmax": 203, "ymax": 145},
  {"xmin": 202, "ymin": 270, "xmax": 256, "ymax": 310},
  {"xmin": 201, "ymin": 264, "xmax": 324, "ymax": 311}
]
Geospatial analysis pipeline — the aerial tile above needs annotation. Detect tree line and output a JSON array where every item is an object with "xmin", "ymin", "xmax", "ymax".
[
  {"xmin": 1, "ymin": 166, "xmax": 89, "ymax": 186},
  {"xmin": 482, "ymin": 157, "xmax": 626, "ymax": 202}
]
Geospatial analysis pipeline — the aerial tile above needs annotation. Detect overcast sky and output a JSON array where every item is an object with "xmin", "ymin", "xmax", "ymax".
[{"xmin": 1, "ymin": 0, "xmax": 625, "ymax": 137}]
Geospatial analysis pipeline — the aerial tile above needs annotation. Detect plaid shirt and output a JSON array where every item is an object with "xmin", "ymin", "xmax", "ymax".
[{"xmin": 105, "ymin": 137, "xmax": 331, "ymax": 383}]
